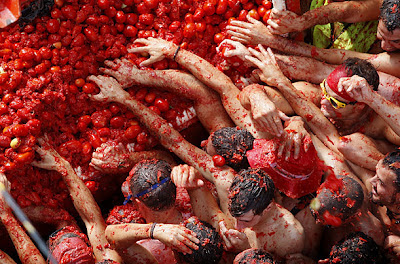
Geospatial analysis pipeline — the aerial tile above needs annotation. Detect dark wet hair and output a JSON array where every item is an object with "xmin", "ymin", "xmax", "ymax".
[
  {"xmin": 106, "ymin": 204, "xmax": 146, "ymax": 225},
  {"xmin": 380, "ymin": 0, "xmax": 400, "ymax": 32},
  {"xmin": 48, "ymin": 226, "xmax": 91, "ymax": 251},
  {"xmin": 382, "ymin": 148, "xmax": 400, "ymax": 191},
  {"xmin": 211, "ymin": 127, "xmax": 254, "ymax": 170},
  {"xmin": 328, "ymin": 232, "xmax": 388, "ymax": 264},
  {"xmin": 129, "ymin": 159, "xmax": 176, "ymax": 211},
  {"xmin": 311, "ymin": 175, "xmax": 364, "ymax": 226},
  {"xmin": 175, "ymin": 217, "xmax": 223, "ymax": 264},
  {"xmin": 228, "ymin": 168, "xmax": 275, "ymax": 217},
  {"xmin": 96, "ymin": 260, "xmax": 119, "ymax": 264},
  {"xmin": 344, "ymin": 58, "xmax": 379, "ymax": 91},
  {"xmin": 234, "ymin": 248, "xmax": 276, "ymax": 264}
]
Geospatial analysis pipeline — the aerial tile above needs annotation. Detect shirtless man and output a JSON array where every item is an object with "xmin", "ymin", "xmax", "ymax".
[
  {"xmin": 227, "ymin": 0, "xmax": 400, "ymax": 78},
  {"xmin": 171, "ymin": 164, "xmax": 305, "ymax": 260},
  {"xmin": 32, "ymin": 137, "xmax": 124, "ymax": 263},
  {"xmin": 368, "ymin": 149, "xmax": 400, "ymax": 256},
  {"xmin": 105, "ymin": 159, "xmax": 200, "ymax": 264},
  {"xmin": 87, "ymin": 73, "xmax": 306, "ymax": 259},
  {"xmin": 241, "ymin": 45, "xmax": 400, "ymax": 171}
]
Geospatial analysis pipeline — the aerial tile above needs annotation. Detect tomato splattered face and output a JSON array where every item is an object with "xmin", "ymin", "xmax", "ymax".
[
  {"xmin": 235, "ymin": 210, "xmax": 262, "ymax": 229},
  {"xmin": 320, "ymin": 77, "xmax": 365, "ymax": 120},
  {"xmin": 377, "ymin": 20, "xmax": 400, "ymax": 52},
  {"xmin": 369, "ymin": 159, "xmax": 399, "ymax": 206}
]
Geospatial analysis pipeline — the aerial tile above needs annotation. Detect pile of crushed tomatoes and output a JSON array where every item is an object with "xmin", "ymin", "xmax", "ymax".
[{"xmin": 0, "ymin": 0, "xmax": 275, "ymax": 210}]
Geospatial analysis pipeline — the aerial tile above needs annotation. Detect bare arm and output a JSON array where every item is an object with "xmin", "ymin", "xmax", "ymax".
[
  {"xmin": 0, "ymin": 174, "xmax": 46, "ymax": 264},
  {"xmin": 0, "ymin": 250, "xmax": 17, "ymax": 264},
  {"xmin": 268, "ymin": 0, "xmax": 380, "ymax": 35},
  {"xmin": 32, "ymin": 138, "xmax": 122, "ymax": 263},
  {"xmin": 90, "ymin": 141, "xmax": 175, "ymax": 174},
  {"xmin": 227, "ymin": 15, "xmax": 400, "ymax": 78},
  {"xmin": 170, "ymin": 165, "xmax": 250, "ymax": 253},
  {"xmin": 102, "ymin": 58, "xmax": 234, "ymax": 133},
  {"xmin": 245, "ymin": 45, "xmax": 342, "ymax": 153},
  {"xmin": 105, "ymin": 223, "xmax": 199, "ymax": 254},
  {"xmin": 340, "ymin": 75, "xmax": 400, "ymax": 141},
  {"xmin": 129, "ymin": 37, "xmax": 272, "ymax": 139},
  {"xmin": 87, "ymin": 75, "xmax": 236, "ymax": 213}
]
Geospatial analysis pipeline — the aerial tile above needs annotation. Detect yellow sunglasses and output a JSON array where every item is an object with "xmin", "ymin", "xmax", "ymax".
[{"xmin": 320, "ymin": 79, "xmax": 355, "ymax": 109}]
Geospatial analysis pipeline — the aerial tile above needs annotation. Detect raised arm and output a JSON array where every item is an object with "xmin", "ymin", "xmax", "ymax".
[
  {"xmin": 227, "ymin": 15, "xmax": 400, "ymax": 78},
  {"xmin": 90, "ymin": 140, "xmax": 175, "ymax": 174},
  {"xmin": 170, "ymin": 164, "xmax": 250, "ymax": 253},
  {"xmin": 101, "ymin": 58, "xmax": 234, "ymax": 133},
  {"xmin": 339, "ymin": 75, "xmax": 400, "ymax": 143},
  {"xmin": 0, "ymin": 174, "xmax": 46, "ymax": 264},
  {"xmin": 244, "ymin": 45, "xmax": 342, "ymax": 153},
  {"xmin": 87, "ymin": 75, "xmax": 235, "ymax": 213},
  {"xmin": 267, "ymin": 0, "xmax": 380, "ymax": 35},
  {"xmin": 128, "ymin": 37, "xmax": 273, "ymax": 139},
  {"xmin": 32, "ymin": 137, "xmax": 122, "ymax": 263}
]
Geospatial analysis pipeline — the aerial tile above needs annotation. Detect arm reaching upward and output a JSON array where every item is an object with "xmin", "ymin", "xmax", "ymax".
[
  {"xmin": 244, "ymin": 45, "xmax": 342, "ymax": 153},
  {"xmin": 0, "ymin": 174, "xmax": 46, "ymax": 264},
  {"xmin": 32, "ymin": 137, "xmax": 122, "ymax": 263},
  {"xmin": 129, "ymin": 37, "xmax": 272, "ymax": 139},
  {"xmin": 267, "ymin": 0, "xmax": 380, "ymax": 35},
  {"xmin": 87, "ymin": 74, "xmax": 236, "ymax": 213}
]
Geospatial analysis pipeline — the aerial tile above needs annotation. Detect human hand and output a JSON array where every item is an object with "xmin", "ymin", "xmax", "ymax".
[
  {"xmin": 245, "ymin": 45, "xmax": 287, "ymax": 87},
  {"xmin": 129, "ymin": 37, "xmax": 176, "ymax": 67},
  {"xmin": 217, "ymin": 39, "xmax": 251, "ymax": 61},
  {"xmin": 337, "ymin": 76, "xmax": 374, "ymax": 104},
  {"xmin": 219, "ymin": 221, "xmax": 250, "ymax": 252},
  {"xmin": 267, "ymin": 9, "xmax": 305, "ymax": 35},
  {"xmin": 385, "ymin": 234, "xmax": 400, "ymax": 257},
  {"xmin": 32, "ymin": 135, "xmax": 65, "ymax": 171},
  {"xmin": 249, "ymin": 91, "xmax": 289, "ymax": 137},
  {"xmin": 171, "ymin": 164, "xmax": 204, "ymax": 189},
  {"xmin": 227, "ymin": 14, "xmax": 272, "ymax": 45},
  {"xmin": 90, "ymin": 141, "xmax": 133, "ymax": 174},
  {"xmin": 278, "ymin": 117, "xmax": 311, "ymax": 160},
  {"xmin": 87, "ymin": 75, "xmax": 129, "ymax": 103},
  {"xmin": 152, "ymin": 223, "xmax": 200, "ymax": 254},
  {"xmin": 101, "ymin": 58, "xmax": 142, "ymax": 88}
]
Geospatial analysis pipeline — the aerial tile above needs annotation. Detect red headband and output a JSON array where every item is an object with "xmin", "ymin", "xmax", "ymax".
[{"xmin": 326, "ymin": 64, "xmax": 355, "ymax": 102}]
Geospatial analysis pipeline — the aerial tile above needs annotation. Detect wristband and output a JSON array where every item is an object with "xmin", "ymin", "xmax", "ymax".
[
  {"xmin": 150, "ymin": 222, "xmax": 157, "ymax": 239},
  {"xmin": 173, "ymin": 46, "xmax": 181, "ymax": 61}
]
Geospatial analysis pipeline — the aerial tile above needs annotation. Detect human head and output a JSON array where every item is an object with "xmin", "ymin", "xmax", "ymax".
[
  {"xmin": 129, "ymin": 159, "xmax": 176, "ymax": 211},
  {"xmin": 369, "ymin": 149, "xmax": 400, "ymax": 206},
  {"xmin": 378, "ymin": 0, "xmax": 400, "ymax": 51},
  {"xmin": 310, "ymin": 175, "xmax": 364, "ymax": 227},
  {"xmin": 202, "ymin": 127, "xmax": 254, "ymax": 170},
  {"xmin": 233, "ymin": 248, "xmax": 276, "ymax": 264},
  {"xmin": 95, "ymin": 260, "xmax": 119, "ymax": 264},
  {"xmin": 325, "ymin": 232, "xmax": 387, "ymax": 264},
  {"xmin": 228, "ymin": 168, "xmax": 275, "ymax": 229},
  {"xmin": 106, "ymin": 203, "xmax": 146, "ymax": 225},
  {"xmin": 175, "ymin": 217, "xmax": 223, "ymax": 264},
  {"xmin": 321, "ymin": 58, "xmax": 379, "ymax": 118},
  {"xmin": 48, "ymin": 226, "xmax": 95, "ymax": 264}
]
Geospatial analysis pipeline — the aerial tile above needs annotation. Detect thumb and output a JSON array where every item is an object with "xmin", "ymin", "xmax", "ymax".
[
  {"xmin": 197, "ymin": 179, "xmax": 204, "ymax": 187},
  {"xmin": 278, "ymin": 111, "xmax": 290, "ymax": 121}
]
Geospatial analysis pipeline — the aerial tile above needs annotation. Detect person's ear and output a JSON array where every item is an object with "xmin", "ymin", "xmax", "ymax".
[{"xmin": 394, "ymin": 191, "xmax": 400, "ymax": 204}]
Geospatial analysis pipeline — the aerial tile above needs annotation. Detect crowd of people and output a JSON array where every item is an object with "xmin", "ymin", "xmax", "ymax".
[{"xmin": 1, "ymin": 0, "xmax": 400, "ymax": 263}]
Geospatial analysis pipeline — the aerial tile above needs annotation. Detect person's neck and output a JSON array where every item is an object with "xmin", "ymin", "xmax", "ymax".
[
  {"xmin": 330, "ymin": 108, "xmax": 371, "ymax": 135},
  {"xmin": 142, "ymin": 207, "xmax": 183, "ymax": 224},
  {"xmin": 253, "ymin": 202, "xmax": 276, "ymax": 228}
]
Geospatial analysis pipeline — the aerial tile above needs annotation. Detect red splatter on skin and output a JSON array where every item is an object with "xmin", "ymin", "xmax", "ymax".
[{"xmin": 311, "ymin": 47, "xmax": 318, "ymax": 58}]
